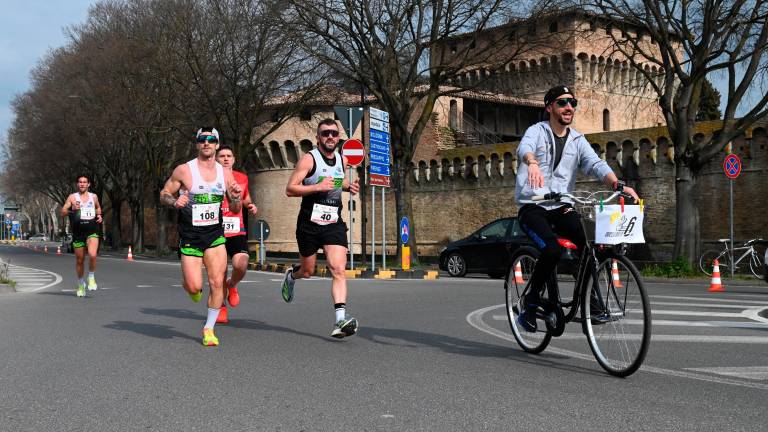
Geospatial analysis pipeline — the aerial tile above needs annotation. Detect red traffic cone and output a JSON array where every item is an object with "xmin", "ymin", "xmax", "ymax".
[
  {"xmin": 708, "ymin": 259, "xmax": 724, "ymax": 292},
  {"xmin": 127, "ymin": 245, "xmax": 134, "ymax": 261},
  {"xmin": 56, "ymin": 245, "xmax": 62, "ymax": 255},
  {"xmin": 611, "ymin": 260, "xmax": 623, "ymax": 288},
  {"xmin": 514, "ymin": 261, "xmax": 524, "ymax": 284}
]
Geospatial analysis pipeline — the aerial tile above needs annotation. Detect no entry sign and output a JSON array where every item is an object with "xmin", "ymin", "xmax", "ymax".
[{"xmin": 342, "ymin": 139, "xmax": 365, "ymax": 166}]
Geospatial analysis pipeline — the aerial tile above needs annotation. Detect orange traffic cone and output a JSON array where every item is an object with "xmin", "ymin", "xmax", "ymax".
[
  {"xmin": 514, "ymin": 261, "xmax": 524, "ymax": 284},
  {"xmin": 56, "ymin": 245, "xmax": 62, "ymax": 255},
  {"xmin": 127, "ymin": 245, "xmax": 134, "ymax": 261},
  {"xmin": 708, "ymin": 259, "xmax": 724, "ymax": 292},
  {"xmin": 611, "ymin": 260, "xmax": 623, "ymax": 288}
]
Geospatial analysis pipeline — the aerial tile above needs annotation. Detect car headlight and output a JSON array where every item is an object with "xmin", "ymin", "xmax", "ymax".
[{"xmin": 439, "ymin": 246, "xmax": 447, "ymax": 254}]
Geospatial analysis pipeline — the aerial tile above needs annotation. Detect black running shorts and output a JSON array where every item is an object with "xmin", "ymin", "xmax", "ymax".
[
  {"xmin": 296, "ymin": 220, "xmax": 348, "ymax": 257},
  {"xmin": 225, "ymin": 234, "xmax": 249, "ymax": 258}
]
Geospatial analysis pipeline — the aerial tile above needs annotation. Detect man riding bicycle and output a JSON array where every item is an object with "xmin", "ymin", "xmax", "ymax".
[{"xmin": 515, "ymin": 85, "xmax": 640, "ymax": 332}]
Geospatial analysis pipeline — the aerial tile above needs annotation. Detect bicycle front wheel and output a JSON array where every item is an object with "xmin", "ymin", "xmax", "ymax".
[
  {"xmin": 748, "ymin": 251, "xmax": 764, "ymax": 278},
  {"xmin": 505, "ymin": 249, "xmax": 551, "ymax": 353},
  {"xmin": 699, "ymin": 250, "xmax": 724, "ymax": 275},
  {"xmin": 582, "ymin": 254, "xmax": 651, "ymax": 377}
]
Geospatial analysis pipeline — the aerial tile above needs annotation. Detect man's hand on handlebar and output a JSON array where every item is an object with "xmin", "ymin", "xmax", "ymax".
[{"xmin": 621, "ymin": 186, "xmax": 640, "ymax": 203}]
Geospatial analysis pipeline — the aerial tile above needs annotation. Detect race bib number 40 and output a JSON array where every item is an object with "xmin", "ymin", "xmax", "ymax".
[
  {"xmin": 310, "ymin": 203, "xmax": 339, "ymax": 225},
  {"xmin": 192, "ymin": 203, "xmax": 220, "ymax": 226},
  {"xmin": 223, "ymin": 216, "xmax": 240, "ymax": 234},
  {"xmin": 594, "ymin": 205, "xmax": 645, "ymax": 245},
  {"xmin": 80, "ymin": 207, "xmax": 96, "ymax": 220}
]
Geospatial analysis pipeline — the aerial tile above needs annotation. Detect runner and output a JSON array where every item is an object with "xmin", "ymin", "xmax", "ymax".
[
  {"xmin": 215, "ymin": 145, "xmax": 258, "ymax": 324},
  {"xmin": 159, "ymin": 127, "xmax": 243, "ymax": 346},
  {"xmin": 280, "ymin": 118, "xmax": 360, "ymax": 338},
  {"xmin": 60, "ymin": 175, "xmax": 102, "ymax": 297}
]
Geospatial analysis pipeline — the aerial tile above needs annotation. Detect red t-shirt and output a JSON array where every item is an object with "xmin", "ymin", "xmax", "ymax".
[{"xmin": 222, "ymin": 170, "xmax": 249, "ymax": 237}]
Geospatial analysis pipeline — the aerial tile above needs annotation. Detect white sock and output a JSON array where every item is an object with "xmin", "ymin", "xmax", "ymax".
[
  {"xmin": 204, "ymin": 308, "xmax": 220, "ymax": 329},
  {"xmin": 79, "ymin": 278, "xmax": 86, "ymax": 285},
  {"xmin": 335, "ymin": 306, "xmax": 346, "ymax": 322},
  {"xmin": 88, "ymin": 272, "xmax": 95, "ymax": 279}
]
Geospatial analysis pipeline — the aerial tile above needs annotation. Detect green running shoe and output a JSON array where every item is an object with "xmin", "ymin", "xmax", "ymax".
[
  {"xmin": 76, "ymin": 281, "xmax": 86, "ymax": 298},
  {"xmin": 331, "ymin": 317, "xmax": 358, "ymax": 339},
  {"xmin": 281, "ymin": 267, "xmax": 295, "ymax": 303},
  {"xmin": 189, "ymin": 290, "xmax": 203, "ymax": 303},
  {"xmin": 87, "ymin": 275, "xmax": 97, "ymax": 291}
]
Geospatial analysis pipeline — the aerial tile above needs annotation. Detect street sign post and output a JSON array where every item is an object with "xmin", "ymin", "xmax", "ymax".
[
  {"xmin": 723, "ymin": 152, "xmax": 742, "ymax": 278},
  {"xmin": 400, "ymin": 217, "xmax": 410, "ymax": 270},
  {"xmin": 342, "ymin": 138, "xmax": 366, "ymax": 269},
  {"xmin": 368, "ymin": 107, "xmax": 391, "ymax": 269},
  {"xmin": 255, "ymin": 219, "xmax": 270, "ymax": 264}
]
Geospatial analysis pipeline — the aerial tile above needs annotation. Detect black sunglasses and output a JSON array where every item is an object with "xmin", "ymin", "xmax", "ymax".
[
  {"xmin": 319, "ymin": 129, "xmax": 340, "ymax": 137},
  {"xmin": 196, "ymin": 135, "xmax": 219, "ymax": 143},
  {"xmin": 554, "ymin": 98, "xmax": 578, "ymax": 108}
]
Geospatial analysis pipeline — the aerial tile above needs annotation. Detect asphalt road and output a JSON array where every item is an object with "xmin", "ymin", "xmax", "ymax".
[{"xmin": 1, "ymin": 243, "xmax": 767, "ymax": 431}]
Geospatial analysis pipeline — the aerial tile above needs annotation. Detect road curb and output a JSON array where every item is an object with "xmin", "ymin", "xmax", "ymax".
[{"xmin": 247, "ymin": 262, "xmax": 439, "ymax": 280}]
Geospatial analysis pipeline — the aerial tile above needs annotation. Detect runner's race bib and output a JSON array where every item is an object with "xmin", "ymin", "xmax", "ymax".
[
  {"xmin": 192, "ymin": 203, "xmax": 220, "ymax": 226},
  {"xmin": 594, "ymin": 205, "xmax": 645, "ymax": 244},
  {"xmin": 310, "ymin": 203, "xmax": 339, "ymax": 225},
  {"xmin": 80, "ymin": 207, "xmax": 96, "ymax": 221},
  {"xmin": 223, "ymin": 216, "xmax": 240, "ymax": 234}
]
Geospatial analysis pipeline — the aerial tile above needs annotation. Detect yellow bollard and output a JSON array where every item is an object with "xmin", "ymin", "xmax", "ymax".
[{"xmin": 402, "ymin": 246, "xmax": 411, "ymax": 271}]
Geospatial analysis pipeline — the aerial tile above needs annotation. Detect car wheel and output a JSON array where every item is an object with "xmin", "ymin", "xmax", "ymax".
[{"xmin": 446, "ymin": 253, "xmax": 467, "ymax": 277}]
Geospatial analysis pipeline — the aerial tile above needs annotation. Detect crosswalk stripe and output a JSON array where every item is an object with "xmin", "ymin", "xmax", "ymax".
[{"xmin": 685, "ymin": 366, "xmax": 768, "ymax": 380}]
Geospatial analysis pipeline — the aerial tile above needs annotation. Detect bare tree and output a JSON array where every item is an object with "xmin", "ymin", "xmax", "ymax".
[
  {"xmin": 586, "ymin": 0, "xmax": 768, "ymax": 263},
  {"xmin": 288, "ymin": 0, "xmax": 556, "ymax": 263}
]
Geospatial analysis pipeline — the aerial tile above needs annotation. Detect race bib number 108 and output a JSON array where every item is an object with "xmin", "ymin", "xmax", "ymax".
[{"xmin": 192, "ymin": 203, "xmax": 219, "ymax": 226}]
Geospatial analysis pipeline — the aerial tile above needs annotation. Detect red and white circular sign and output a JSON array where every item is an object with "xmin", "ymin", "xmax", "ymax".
[{"xmin": 341, "ymin": 139, "xmax": 365, "ymax": 166}]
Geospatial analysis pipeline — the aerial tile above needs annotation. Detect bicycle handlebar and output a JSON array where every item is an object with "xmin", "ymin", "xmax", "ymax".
[{"xmin": 531, "ymin": 190, "xmax": 624, "ymax": 205}]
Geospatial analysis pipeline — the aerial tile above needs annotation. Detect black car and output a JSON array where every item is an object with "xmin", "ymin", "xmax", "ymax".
[{"xmin": 438, "ymin": 217, "xmax": 577, "ymax": 278}]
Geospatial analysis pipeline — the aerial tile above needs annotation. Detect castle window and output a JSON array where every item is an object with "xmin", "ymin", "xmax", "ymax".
[
  {"xmin": 549, "ymin": 21, "xmax": 558, "ymax": 33},
  {"xmin": 603, "ymin": 109, "xmax": 611, "ymax": 131}
]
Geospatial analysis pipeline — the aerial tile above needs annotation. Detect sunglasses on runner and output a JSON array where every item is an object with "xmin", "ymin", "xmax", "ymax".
[
  {"xmin": 553, "ymin": 98, "xmax": 578, "ymax": 108},
  {"xmin": 196, "ymin": 135, "xmax": 219, "ymax": 143},
  {"xmin": 319, "ymin": 129, "xmax": 340, "ymax": 137}
]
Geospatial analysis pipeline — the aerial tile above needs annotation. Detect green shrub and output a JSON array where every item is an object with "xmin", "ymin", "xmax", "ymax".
[{"xmin": 642, "ymin": 257, "xmax": 699, "ymax": 278}]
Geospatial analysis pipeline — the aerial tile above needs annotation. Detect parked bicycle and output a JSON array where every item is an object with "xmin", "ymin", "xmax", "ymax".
[
  {"xmin": 699, "ymin": 238, "xmax": 766, "ymax": 278},
  {"xmin": 504, "ymin": 190, "xmax": 651, "ymax": 377}
]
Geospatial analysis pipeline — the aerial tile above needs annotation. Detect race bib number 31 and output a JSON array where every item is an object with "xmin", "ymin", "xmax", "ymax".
[
  {"xmin": 310, "ymin": 204, "xmax": 339, "ymax": 225},
  {"xmin": 192, "ymin": 203, "xmax": 220, "ymax": 226},
  {"xmin": 223, "ymin": 216, "xmax": 240, "ymax": 234}
]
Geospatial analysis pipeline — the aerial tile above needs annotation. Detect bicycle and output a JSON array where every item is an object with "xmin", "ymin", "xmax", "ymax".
[
  {"xmin": 699, "ymin": 238, "xmax": 766, "ymax": 278},
  {"xmin": 504, "ymin": 191, "xmax": 651, "ymax": 377}
]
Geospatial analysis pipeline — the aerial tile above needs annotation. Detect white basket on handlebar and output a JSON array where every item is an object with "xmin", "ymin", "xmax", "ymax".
[{"xmin": 594, "ymin": 204, "xmax": 645, "ymax": 245}]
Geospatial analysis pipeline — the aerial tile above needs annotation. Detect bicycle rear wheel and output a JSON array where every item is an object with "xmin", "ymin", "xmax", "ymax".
[
  {"xmin": 582, "ymin": 253, "xmax": 651, "ymax": 377},
  {"xmin": 699, "ymin": 250, "xmax": 724, "ymax": 275},
  {"xmin": 505, "ymin": 249, "xmax": 551, "ymax": 353}
]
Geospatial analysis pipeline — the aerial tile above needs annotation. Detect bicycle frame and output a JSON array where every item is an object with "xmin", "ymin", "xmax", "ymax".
[{"xmin": 717, "ymin": 245, "xmax": 755, "ymax": 269}]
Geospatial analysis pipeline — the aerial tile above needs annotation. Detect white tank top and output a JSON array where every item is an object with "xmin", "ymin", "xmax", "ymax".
[
  {"xmin": 182, "ymin": 159, "xmax": 226, "ymax": 228},
  {"xmin": 71, "ymin": 192, "xmax": 96, "ymax": 221}
]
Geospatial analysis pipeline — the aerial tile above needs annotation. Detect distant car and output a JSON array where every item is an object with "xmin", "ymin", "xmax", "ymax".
[
  {"xmin": 29, "ymin": 234, "xmax": 48, "ymax": 242},
  {"xmin": 438, "ymin": 217, "xmax": 578, "ymax": 278}
]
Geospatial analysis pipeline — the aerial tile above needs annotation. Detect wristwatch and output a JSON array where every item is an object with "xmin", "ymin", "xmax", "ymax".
[{"xmin": 613, "ymin": 180, "xmax": 626, "ymax": 192}]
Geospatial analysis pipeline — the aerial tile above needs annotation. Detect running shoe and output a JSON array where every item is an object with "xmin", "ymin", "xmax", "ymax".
[
  {"xmin": 227, "ymin": 284, "xmax": 240, "ymax": 307},
  {"xmin": 216, "ymin": 305, "xmax": 229, "ymax": 324},
  {"xmin": 87, "ymin": 275, "xmax": 97, "ymax": 291},
  {"xmin": 202, "ymin": 328, "xmax": 219, "ymax": 346},
  {"xmin": 281, "ymin": 267, "xmax": 295, "ymax": 303},
  {"xmin": 331, "ymin": 317, "xmax": 358, "ymax": 338},
  {"xmin": 189, "ymin": 290, "xmax": 203, "ymax": 303},
  {"xmin": 76, "ymin": 281, "xmax": 86, "ymax": 298},
  {"xmin": 516, "ymin": 299, "xmax": 537, "ymax": 333}
]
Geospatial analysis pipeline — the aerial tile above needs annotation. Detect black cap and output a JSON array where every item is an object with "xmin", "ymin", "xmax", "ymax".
[{"xmin": 544, "ymin": 85, "xmax": 574, "ymax": 106}]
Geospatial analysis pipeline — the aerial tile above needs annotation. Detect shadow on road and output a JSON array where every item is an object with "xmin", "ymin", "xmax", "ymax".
[
  {"xmin": 104, "ymin": 320, "xmax": 198, "ymax": 342},
  {"xmin": 140, "ymin": 307, "xmax": 205, "ymax": 320},
  {"xmin": 227, "ymin": 318, "xmax": 333, "ymax": 342}
]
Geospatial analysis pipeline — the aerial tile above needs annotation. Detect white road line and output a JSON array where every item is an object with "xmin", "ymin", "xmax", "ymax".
[
  {"xmin": 651, "ymin": 301, "xmax": 761, "ymax": 309},
  {"xmin": 685, "ymin": 366, "xmax": 768, "ymax": 381},
  {"xmin": 136, "ymin": 285, "xmax": 155, "ymax": 288},
  {"xmin": 6, "ymin": 263, "xmax": 62, "ymax": 292},
  {"xmin": 652, "ymin": 295, "xmax": 768, "ymax": 305},
  {"xmin": 466, "ymin": 304, "xmax": 768, "ymax": 390}
]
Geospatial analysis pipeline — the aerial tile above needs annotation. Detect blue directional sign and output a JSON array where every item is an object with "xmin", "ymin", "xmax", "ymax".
[
  {"xmin": 400, "ymin": 217, "xmax": 409, "ymax": 244},
  {"xmin": 370, "ymin": 130, "xmax": 389, "ymax": 143},
  {"xmin": 368, "ymin": 108, "xmax": 391, "ymax": 187},
  {"xmin": 369, "ymin": 152, "xmax": 390, "ymax": 164},
  {"xmin": 370, "ymin": 140, "xmax": 390, "ymax": 155},
  {"xmin": 370, "ymin": 163, "xmax": 391, "ymax": 176}
]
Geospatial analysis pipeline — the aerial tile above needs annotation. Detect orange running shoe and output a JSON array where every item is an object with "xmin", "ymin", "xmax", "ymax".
[
  {"xmin": 227, "ymin": 285, "xmax": 240, "ymax": 307},
  {"xmin": 216, "ymin": 305, "xmax": 229, "ymax": 324}
]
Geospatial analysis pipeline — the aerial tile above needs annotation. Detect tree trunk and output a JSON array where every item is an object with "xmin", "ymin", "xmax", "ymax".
[
  {"xmin": 154, "ymin": 201, "xmax": 170, "ymax": 257},
  {"xmin": 672, "ymin": 161, "xmax": 699, "ymax": 263},
  {"xmin": 392, "ymin": 152, "xmax": 419, "ymax": 267},
  {"xmin": 131, "ymin": 201, "xmax": 144, "ymax": 253},
  {"xmin": 110, "ymin": 201, "xmax": 123, "ymax": 251}
]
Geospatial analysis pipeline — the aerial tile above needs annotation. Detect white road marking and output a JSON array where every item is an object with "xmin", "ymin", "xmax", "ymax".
[
  {"xmin": 651, "ymin": 295, "xmax": 768, "ymax": 305},
  {"xmin": 685, "ymin": 366, "xmax": 768, "ymax": 380},
  {"xmin": 6, "ymin": 263, "xmax": 62, "ymax": 292},
  {"xmin": 651, "ymin": 301, "xmax": 761, "ymax": 309},
  {"xmin": 466, "ymin": 304, "xmax": 768, "ymax": 390},
  {"xmin": 136, "ymin": 285, "xmax": 154, "ymax": 288}
]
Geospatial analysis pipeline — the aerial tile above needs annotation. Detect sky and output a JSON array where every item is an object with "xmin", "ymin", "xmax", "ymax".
[{"xmin": 0, "ymin": 1, "xmax": 94, "ymax": 147}]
